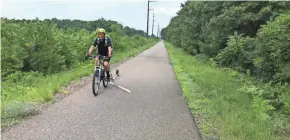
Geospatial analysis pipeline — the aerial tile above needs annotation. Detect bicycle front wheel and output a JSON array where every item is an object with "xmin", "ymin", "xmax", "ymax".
[
  {"xmin": 102, "ymin": 71, "xmax": 109, "ymax": 88},
  {"xmin": 92, "ymin": 70, "xmax": 100, "ymax": 96}
]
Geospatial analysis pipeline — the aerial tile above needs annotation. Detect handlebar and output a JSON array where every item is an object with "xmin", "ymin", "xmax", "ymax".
[{"xmin": 87, "ymin": 55, "xmax": 109, "ymax": 60}]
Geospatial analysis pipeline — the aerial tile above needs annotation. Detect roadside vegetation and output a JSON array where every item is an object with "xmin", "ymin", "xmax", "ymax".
[
  {"xmin": 1, "ymin": 18, "xmax": 158, "ymax": 129},
  {"xmin": 162, "ymin": 1, "xmax": 290, "ymax": 140}
]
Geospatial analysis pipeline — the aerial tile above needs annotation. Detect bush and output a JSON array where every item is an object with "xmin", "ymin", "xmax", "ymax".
[
  {"xmin": 214, "ymin": 32, "xmax": 256, "ymax": 73},
  {"xmin": 253, "ymin": 12, "xmax": 290, "ymax": 83},
  {"xmin": 161, "ymin": 1, "xmax": 290, "ymax": 84}
]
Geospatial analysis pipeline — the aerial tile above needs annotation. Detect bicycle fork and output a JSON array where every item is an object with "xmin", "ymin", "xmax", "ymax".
[{"xmin": 95, "ymin": 66, "xmax": 102, "ymax": 84}]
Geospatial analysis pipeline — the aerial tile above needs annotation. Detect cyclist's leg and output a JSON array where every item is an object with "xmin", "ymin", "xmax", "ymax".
[
  {"xmin": 94, "ymin": 55, "xmax": 100, "ymax": 70},
  {"xmin": 104, "ymin": 58, "xmax": 110, "ymax": 71},
  {"xmin": 104, "ymin": 57, "xmax": 111, "ymax": 80}
]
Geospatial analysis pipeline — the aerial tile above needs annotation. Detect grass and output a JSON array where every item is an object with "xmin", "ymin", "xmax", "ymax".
[
  {"xmin": 1, "ymin": 40, "xmax": 158, "ymax": 129},
  {"xmin": 165, "ymin": 42, "xmax": 290, "ymax": 140}
]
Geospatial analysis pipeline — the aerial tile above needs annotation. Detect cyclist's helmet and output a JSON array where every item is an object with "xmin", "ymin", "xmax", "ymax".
[{"xmin": 96, "ymin": 28, "xmax": 106, "ymax": 34}]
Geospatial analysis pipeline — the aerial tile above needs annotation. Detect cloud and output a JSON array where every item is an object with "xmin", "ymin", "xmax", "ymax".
[
  {"xmin": 154, "ymin": 6, "xmax": 180, "ymax": 15},
  {"xmin": 1, "ymin": 0, "xmax": 186, "ymax": 33},
  {"xmin": 1, "ymin": 0, "xmax": 111, "ymax": 20},
  {"xmin": 150, "ymin": 0, "xmax": 184, "ymax": 17}
]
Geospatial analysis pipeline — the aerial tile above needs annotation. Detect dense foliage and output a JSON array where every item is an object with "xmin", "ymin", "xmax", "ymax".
[
  {"xmin": 2, "ymin": 17, "xmax": 147, "ymax": 36},
  {"xmin": 1, "ymin": 18, "xmax": 152, "ymax": 80},
  {"xmin": 162, "ymin": 1, "xmax": 290, "ymax": 139},
  {"xmin": 161, "ymin": 1, "xmax": 290, "ymax": 83}
]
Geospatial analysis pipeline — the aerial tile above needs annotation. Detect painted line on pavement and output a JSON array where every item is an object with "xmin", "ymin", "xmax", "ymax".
[{"xmin": 109, "ymin": 82, "xmax": 131, "ymax": 93}]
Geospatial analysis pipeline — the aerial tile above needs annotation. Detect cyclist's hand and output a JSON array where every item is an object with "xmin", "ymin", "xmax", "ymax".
[{"xmin": 84, "ymin": 52, "xmax": 90, "ymax": 60}]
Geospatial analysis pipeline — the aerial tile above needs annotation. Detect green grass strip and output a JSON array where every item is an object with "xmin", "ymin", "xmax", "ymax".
[{"xmin": 165, "ymin": 42, "xmax": 290, "ymax": 140}]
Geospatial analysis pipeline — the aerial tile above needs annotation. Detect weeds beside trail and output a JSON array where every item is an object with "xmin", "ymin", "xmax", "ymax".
[{"xmin": 165, "ymin": 42, "xmax": 290, "ymax": 140}]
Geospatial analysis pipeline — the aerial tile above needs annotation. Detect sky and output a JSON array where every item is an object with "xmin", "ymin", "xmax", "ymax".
[{"xmin": 1, "ymin": 0, "xmax": 186, "ymax": 35}]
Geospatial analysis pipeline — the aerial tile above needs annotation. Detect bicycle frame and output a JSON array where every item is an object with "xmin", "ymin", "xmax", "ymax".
[
  {"xmin": 95, "ymin": 55, "xmax": 107, "ymax": 83},
  {"xmin": 87, "ymin": 54, "xmax": 127, "ymax": 94}
]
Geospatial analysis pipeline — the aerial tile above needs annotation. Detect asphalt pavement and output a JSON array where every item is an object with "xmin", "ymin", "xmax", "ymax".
[{"xmin": 2, "ymin": 41, "xmax": 201, "ymax": 140}]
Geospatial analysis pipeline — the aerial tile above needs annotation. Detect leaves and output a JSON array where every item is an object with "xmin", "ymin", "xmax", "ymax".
[
  {"xmin": 161, "ymin": 1, "xmax": 290, "ymax": 83},
  {"xmin": 1, "ymin": 18, "xmax": 156, "ymax": 80},
  {"xmin": 162, "ymin": 2, "xmax": 290, "ymax": 137}
]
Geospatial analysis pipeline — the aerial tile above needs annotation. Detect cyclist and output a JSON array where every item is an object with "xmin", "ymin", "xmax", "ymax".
[{"xmin": 87, "ymin": 28, "xmax": 113, "ymax": 82}]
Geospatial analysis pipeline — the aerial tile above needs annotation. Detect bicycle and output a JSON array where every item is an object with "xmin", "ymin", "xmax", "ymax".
[{"xmin": 88, "ymin": 55, "xmax": 115, "ymax": 96}]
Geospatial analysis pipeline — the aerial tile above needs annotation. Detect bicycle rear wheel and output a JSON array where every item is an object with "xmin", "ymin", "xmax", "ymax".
[{"xmin": 92, "ymin": 70, "xmax": 100, "ymax": 96}]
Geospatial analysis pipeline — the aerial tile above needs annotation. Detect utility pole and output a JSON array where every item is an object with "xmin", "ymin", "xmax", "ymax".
[
  {"xmin": 151, "ymin": 12, "xmax": 155, "ymax": 37},
  {"xmin": 157, "ymin": 22, "xmax": 159, "ymax": 38},
  {"xmin": 147, "ymin": 0, "xmax": 156, "ymax": 39}
]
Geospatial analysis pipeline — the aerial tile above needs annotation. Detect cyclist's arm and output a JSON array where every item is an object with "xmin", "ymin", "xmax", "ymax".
[
  {"xmin": 107, "ymin": 38, "xmax": 113, "ymax": 56},
  {"xmin": 89, "ymin": 45, "xmax": 94, "ymax": 54},
  {"xmin": 108, "ymin": 46, "xmax": 112, "ymax": 56},
  {"xmin": 89, "ymin": 38, "xmax": 98, "ymax": 54}
]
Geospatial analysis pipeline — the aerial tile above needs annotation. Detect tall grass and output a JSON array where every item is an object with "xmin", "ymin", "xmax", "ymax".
[{"xmin": 165, "ymin": 42, "xmax": 290, "ymax": 140}]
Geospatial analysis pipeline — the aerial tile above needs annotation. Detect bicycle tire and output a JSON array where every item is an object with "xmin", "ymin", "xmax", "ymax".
[
  {"xmin": 92, "ymin": 70, "xmax": 100, "ymax": 96},
  {"xmin": 116, "ymin": 69, "xmax": 120, "ymax": 76},
  {"xmin": 102, "ymin": 70, "xmax": 109, "ymax": 88}
]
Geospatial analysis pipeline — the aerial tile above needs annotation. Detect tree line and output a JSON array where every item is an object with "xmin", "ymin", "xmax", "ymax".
[
  {"xmin": 1, "ymin": 17, "xmax": 155, "ymax": 80},
  {"xmin": 161, "ymin": 1, "xmax": 290, "ymax": 84},
  {"xmin": 2, "ymin": 17, "xmax": 148, "ymax": 36}
]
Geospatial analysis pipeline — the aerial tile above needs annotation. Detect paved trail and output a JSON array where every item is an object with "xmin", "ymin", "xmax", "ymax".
[{"xmin": 2, "ymin": 41, "xmax": 201, "ymax": 140}]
